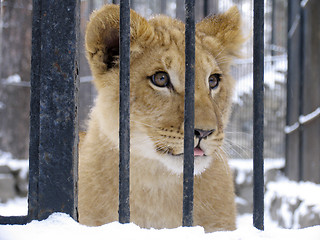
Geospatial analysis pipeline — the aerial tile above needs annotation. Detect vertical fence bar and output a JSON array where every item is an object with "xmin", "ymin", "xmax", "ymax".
[
  {"xmin": 271, "ymin": 0, "xmax": 275, "ymax": 58},
  {"xmin": 28, "ymin": 0, "xmax": 42, "ymax": 222},
  {"xmin": 285, "ymin": 0, "xmax": 301, "ymax": 181},
  {"xmin": 182, "ymin": 0, "xmax": 195, "ymax": 227},
  {"xmin": 298, "ymin": 2, "xmax": 304, "ymax": 181},
  {"xmin": 203, "ymin": 0, "xmax": 209, "ymax": 17},
  {"xmin": 285, "ymin": 0, "xmax": 292, "ymax": 180},
  {"xmin": 253, "ymin": 0, "xmax": 264, "ymax": 231},
  {"xmin": 37, "ymin": 0, "xmax": 79, "ymax": 221},
  {"xmin": 119, "ymin": 0, "xmax": 131, "ymax": 224}
]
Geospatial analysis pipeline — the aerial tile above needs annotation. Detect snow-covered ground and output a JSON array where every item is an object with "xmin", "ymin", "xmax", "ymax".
[
  {"xmin": 265, "ymin": 176, "xmax": 320, "ymax": 229},
  {"xmin": 0, "ymin": 211, "xmax": 319, "ymax": 240},
  {"xmin": 0, "ymin": 197, "xmax": 27, "ymax": 217},
  {"xmin": 1, "ymin": 171, "xmax": 320, "ymax": 238}
]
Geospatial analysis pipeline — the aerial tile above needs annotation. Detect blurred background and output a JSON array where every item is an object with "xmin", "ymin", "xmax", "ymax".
[{"xmin": 0, "ymin": 0, "xmax": 319, "ymax": 229}]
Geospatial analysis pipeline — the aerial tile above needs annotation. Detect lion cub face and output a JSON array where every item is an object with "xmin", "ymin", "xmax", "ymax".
[{"xmin": 85, "ymin": 5, "xmax": 244, "ymax": 175}]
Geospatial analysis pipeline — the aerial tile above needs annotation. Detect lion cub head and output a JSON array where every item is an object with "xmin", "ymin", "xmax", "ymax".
[{"xmin": 85, "ymin": 5, "xmax": 244, "ymax": 175}]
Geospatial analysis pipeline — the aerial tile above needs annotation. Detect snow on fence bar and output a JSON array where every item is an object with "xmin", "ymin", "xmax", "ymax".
[
  {"xmin": 284, "ymin": 107, "xmax": 320, "ymax": 134},
  {"xmin": 0, "ymin": 0, "xmax": 265, "ymax": 231}
]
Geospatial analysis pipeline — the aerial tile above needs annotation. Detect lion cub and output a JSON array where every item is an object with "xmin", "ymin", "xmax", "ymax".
[{"xmin": 78, "ymin": 4, "xmax": 245, "ymax": 232}]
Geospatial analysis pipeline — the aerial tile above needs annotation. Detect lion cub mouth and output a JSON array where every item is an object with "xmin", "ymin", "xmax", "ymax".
[
  {"xmin": 164, "ymin": 146, "xmax": 206, "ymax": 157},
  {"xmin": 155, "ymin": 145, "xmax": 212, "ymax": 175},
  {"xmin": 194, "ymin": 146, "xmax": 205, "ymax": 156}
]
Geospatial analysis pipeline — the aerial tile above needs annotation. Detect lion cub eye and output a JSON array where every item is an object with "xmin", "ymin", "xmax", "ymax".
[
  {"xmin": 150, "ymin": 71, "xmax": 170, "ymax": 88},
  {"xmin": 208, "ymin": 73, "xmax": 221, "ymax": 90}
]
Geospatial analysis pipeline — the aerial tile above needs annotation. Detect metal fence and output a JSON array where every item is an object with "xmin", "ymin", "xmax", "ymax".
[
  {"xmin": 285, "ymin": 0, "xmax": 320, "ymax": 183},
  {"xmin": 227, "ymin": 55, "xmax": 287, "ymax": 159},
  {"xmin": 0, "ymin": 0, "xmax": 265, "ymax": 230}
]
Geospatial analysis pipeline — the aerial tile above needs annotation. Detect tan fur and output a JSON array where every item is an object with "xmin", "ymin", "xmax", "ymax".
[{"xmin": 78, "ymin": 4, "xmax": 245, "ymax": 232}]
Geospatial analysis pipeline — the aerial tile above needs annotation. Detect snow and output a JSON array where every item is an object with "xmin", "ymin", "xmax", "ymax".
[
  {"xmin": 266, "ymin": 177, "xmax": 320, "ymax": 207},
  {"xmin": 284, "ymin": 122, "xmax": 299, "ymax": 134},
  {"xmin": 0, "ymin": 212, "xmax": 319, "ymax": 240},
  {"xmin": 0, "ymin": 198, "xmax": 27, "ymax": 216},
  {"xmin": 1, "ymin": 159, "xmax": 319, "ymax": 239},
  {"xmin": 285, "ymin": 107, "xmax": 320, "ymax": 134},
  {"xmin": 229, "ymin": 158, "xmax": 285, "ymax": 172},
  {"xmin": 301, "ymin": 0, "xmax": 310, "ymax": 7},
  {"xmin": 265, "ymin": 176, "xmax": 320, "ymax": 229},
  {"xmin": 299, "ymin": 107, "xmax": 320, "ymax": 125},
  {"xmin": 229, "ymin": 158, "xmax": 285, "ymax": 185},
  {"xmin": 0, "ymin": 151, "xmax": 29, "ymax": 179},
  {"xmin": 4, "ymin": 74, "xmax": 21, "ymax": 84}
]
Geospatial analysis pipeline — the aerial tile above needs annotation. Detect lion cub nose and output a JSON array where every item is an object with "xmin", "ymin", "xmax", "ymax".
[{"xmin": 194, "ymin": 129, "xmax": 215, "ymax": 139}]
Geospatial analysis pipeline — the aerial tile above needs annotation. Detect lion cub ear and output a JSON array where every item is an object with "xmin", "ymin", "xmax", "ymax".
[
  {"xmin": 85, "ymin": 4, "xmax": 154, "ymax": 76},
  {"xmin": 196, "ymin": 6, "xmax": 245, "ymax": 57}
]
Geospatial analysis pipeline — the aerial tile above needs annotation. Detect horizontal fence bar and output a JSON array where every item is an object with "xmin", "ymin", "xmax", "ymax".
[
  {"xmin": 118, "ymin": 0, "xmax": 131, "ymax": 224},
  {"xmin": 0, "ymin": 216, "xmax": 29, "ymax": 225},
  {"xmin": 253, "ymin": 0, "xmax": 265, "ymax": 231},
  {"xmin": 232, "ymin": 54, "xmax": 286, "ymax": 65},
  {"xmin": 284, "ymin": 107, "xmax": 320, "ymax": 134},
  {"xmin": 182, "ymin": 0, "xmax": 195, "ymax": 227},
  {"xmin": 0, "ymin": 76, "xmax": 94, "ymax": 87}
]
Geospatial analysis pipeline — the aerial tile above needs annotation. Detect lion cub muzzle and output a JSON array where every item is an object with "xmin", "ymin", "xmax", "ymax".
[{"xmin": 194, "ymin": 128, "xmax": 215, "ymax": 156}]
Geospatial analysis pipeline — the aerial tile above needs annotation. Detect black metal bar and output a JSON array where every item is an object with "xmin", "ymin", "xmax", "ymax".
[
  {"xmin": 36, "ymin": 0, "xmax": 80, "ymax": 221},
  {"xmin": 28, "ymin": 0, "xmax": 42, "ymax": 222},
  {"xmin": 182, "ymin": 0, "xmax": 195, "ymax": 228},
  {"xmin": 253, "ymin": 0, "xmax": 264, "ymax": 231},
  {"xmin": 0, "ymin": 216, "xmax": 29, "ymax": 225},
  {"xmin": 298, "ymin": 2, "xmax": 305, "ymax": 181},
  {"xmin": 129, "ymin": 0, "xmax": 134, "ymax": 8},
  {"xmin": 271, "ymin": 0, "xmax": 276, "ymax": 59},
  {"xmin": 285, "ymin": 0, "xmax": 293, "ymax": 180},
  {"xmin": 160, "ymin": 0, "xmax": 167, "ymax": 14},
  {"xmin": 285, "ymin": 0, "xmax": 302, "ymax": 181},
  {"xmin": 203, "ymin": 0, "xmax": 208, "ymax": 17},
  {"xmin": 118, "ymin": 0, "xmax": 131, "ymax": 224}
]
